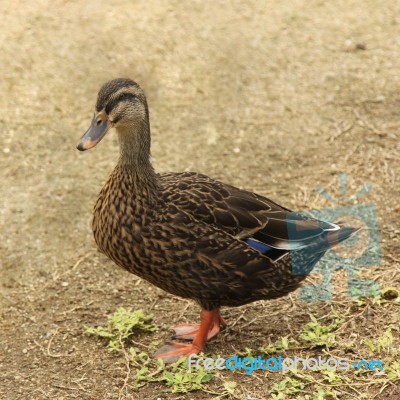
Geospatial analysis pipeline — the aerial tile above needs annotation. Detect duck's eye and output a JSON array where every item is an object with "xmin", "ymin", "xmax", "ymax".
[
  {"xmin": 105, "ymin": 93, "xmax": 137, "ymax": 114},
  {"xmin": 116, "ymin": 93, "xmax": 136, "ymax": 103},
  {"xmin": 96, "ymin": 119, "xmax": 102, "ymax": 126}
]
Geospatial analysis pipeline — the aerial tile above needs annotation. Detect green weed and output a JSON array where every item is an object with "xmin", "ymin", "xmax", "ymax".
[
  {"xmin": 161, "ymin": 357, "xmax": 213, "ymax": 393},
  {"xmin": 85, "ymin": 307, "xmax": 157, "ymax": 351},
  {"xmin": 364, "ymin": 328, "xmax": 393, "ymax": 355},
  {"xmin": 271, "ymin": 375, "xmax": 305, "ymax": 398},
  {"xmin": 300, "ymin": 315, "xmax": 338, "ymax": 348}
]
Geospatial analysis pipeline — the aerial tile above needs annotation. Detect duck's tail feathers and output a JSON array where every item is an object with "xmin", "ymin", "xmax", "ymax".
[
  {"xmin": 324, "ymin": 224, "xmax": 360, "ymax": 250},
  {"xmin": 245, "ymin": 211, "xmax": 360, "ymax": 262}
]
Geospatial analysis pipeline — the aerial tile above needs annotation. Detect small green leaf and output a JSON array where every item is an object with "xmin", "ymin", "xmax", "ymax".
[{"xmin": 84, "ymin": 308, "xmax": 157, "ymax": 351}]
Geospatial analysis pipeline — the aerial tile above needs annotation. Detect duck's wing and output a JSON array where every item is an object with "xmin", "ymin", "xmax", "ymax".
[
  {"xmin": 159, "ymin": 172, "xmax": 341, "ymax": 261},
  {"xmin": 153, "ymin": 205, "xmax": 287, "ymax": 301},
  {"xmin": 160, "ymin": 171, "xmax": 287, "ymax": 235},
  {"xmin": 153, "ymin": 205, "xmax": 355, "ymax": 307}
]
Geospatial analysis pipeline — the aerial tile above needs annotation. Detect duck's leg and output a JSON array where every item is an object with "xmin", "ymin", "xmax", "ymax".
[
  {"xmin": 172, "ymin": 309, "xmax": 226, "ymax": 341},
  {"xmin": 154, "ymin": 309, "xmax": 219, "ymax": 363}
]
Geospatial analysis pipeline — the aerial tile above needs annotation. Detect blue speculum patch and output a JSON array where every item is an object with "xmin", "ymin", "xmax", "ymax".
[{"xmin": 245, "ymin": 238, "xmax": 273, "ymax": 254}]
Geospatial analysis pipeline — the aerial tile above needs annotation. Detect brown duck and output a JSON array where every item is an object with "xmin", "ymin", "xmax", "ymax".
[{"xmin": 77, "ymin": 78, "xmax": 358, "ymax": 362}]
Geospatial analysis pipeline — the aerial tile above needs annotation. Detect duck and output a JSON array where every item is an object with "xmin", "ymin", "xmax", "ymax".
[{"xmin": 77, "ymin": 78, "xmax": 358, "ymax": 363}]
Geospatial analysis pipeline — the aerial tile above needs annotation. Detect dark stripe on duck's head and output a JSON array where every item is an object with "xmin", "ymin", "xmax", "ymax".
[
  {"xmin": 96, "ymin": 78, "xmax": 141, "ymax": 112},
  {"xmin": 105, "ymin": 93, "xmax": 138, "ymax": 115}
]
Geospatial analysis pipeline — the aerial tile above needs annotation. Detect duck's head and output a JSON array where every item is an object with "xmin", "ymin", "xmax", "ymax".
[{"xmin": 77, "ymin": 78, "xmax": 149, "ymax": 151}]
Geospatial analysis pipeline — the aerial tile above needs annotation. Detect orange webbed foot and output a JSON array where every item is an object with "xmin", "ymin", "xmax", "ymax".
[
  {"xmin": 153, "ymin": 342, "xmax": 200, "ymax": 363},
  {"xmin": 155, "ymin": 309, "xmax": 224, "ymax": 363},
  {"xmin": 172, "ymin": 323, "xmax": 220, "ymax": 341},
  {"xmin": 172, "ymin": 310, "xmax": 226, "ymax": 341}
]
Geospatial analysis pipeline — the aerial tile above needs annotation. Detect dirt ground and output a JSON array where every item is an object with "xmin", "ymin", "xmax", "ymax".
[{"xmin": 1, "ymin": 1, "xmax": 400, "ymax": 399}]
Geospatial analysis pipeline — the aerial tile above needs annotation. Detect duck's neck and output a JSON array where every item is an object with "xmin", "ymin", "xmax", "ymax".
[{"xmin": 116, "ymin": 123, "xmax": 160, "ymax": 202}]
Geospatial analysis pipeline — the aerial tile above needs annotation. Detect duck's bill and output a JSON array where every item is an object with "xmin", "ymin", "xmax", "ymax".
[{"xmin": 77, "ymin": 112, "xmax": 112, "ymax": 151}]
